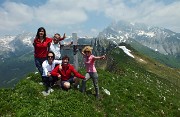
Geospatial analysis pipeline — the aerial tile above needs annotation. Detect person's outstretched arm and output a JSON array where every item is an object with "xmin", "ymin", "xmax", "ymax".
[
  {"xmin": 93, "ymin": 55, "xmax": 106, "ymax": 60},
  {"xmin": 59, "ymin": 33, "xmax": 66, "ymax": 41},
  {"xmin": 71, "ymin": 65, "xmax": 85, "ymax": 79},
  {"xmin": 81, "ymin": 50, "xmax": 85, "ymax": 56}
]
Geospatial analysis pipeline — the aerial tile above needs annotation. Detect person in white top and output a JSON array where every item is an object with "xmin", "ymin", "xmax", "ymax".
[
  {"xmin": 42, "ymin": 51, "xmax": 62, "ymax": 94},
  {"xmin": 50, "ymin": 33, "xmax": 65, "ymax": 60},
  {"xmin": 50, "ymin": 33, "xmax": 73, "ymax": 60}
]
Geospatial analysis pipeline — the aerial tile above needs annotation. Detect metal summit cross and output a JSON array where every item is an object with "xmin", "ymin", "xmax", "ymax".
[{"xmin": 61, "ymin": 33, "xmax": 91, "ymax": 70}]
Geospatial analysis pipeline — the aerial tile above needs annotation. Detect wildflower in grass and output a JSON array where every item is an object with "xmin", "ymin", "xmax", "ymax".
[
  {"xmin": 26, "ymin": 76, "xmax": 31, "ymax": 79},
  {"xmin": 160, "ymin": 110, "xmax": 165, "ymax": 115},
  {"xmin": 163, "ymin": 96, "xmax": 166, "ymax": 101}
]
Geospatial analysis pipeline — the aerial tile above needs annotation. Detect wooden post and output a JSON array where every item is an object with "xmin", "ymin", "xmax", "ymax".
[
  {"xmin": 72, "ymin": 33, "xmax": 79, "ymax": 70},
  {"xmin": 72, "ymin": 33, "xmax": 80, "ymax": 87},
  {"xmin": 60, "ymin": 33, "xmax": 91, "ymax": 71}
]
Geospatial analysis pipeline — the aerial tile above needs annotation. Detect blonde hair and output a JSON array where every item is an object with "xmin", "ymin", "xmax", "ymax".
[{"xmin": 82, "ymin": 46, "xmax": 93, "ymax": 54}]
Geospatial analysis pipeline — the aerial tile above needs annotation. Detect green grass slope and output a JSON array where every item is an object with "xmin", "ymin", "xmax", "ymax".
[
  {"xmin": 0, "ymin": 52, "xmax": 36, "ymax": 88},
  {"xmin": 126, "ymin": 39, "xmax": 180, "ymax": 68},
  {"xmin": 0, "ymin": 47, "xmax": 180, "ymax": 116}
]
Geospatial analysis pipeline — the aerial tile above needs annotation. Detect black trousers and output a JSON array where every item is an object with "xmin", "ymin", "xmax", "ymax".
[{"xmin": 42, "ymin": 76, "xmax": 58, "ymax": 91}]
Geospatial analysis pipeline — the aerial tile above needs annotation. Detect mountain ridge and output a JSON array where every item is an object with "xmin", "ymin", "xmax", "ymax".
[{"xmin": 98, "ymin": 20, "xmax": 180, "ymax": 56}]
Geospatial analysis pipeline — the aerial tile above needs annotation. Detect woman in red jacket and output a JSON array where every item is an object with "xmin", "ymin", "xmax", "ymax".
[
  {"xmin": 33, "ymin": 27, "xmax": 52, "ymax": 77},
  {"xmin": 51, "ymin": 55, "xmax": 85, "ymax": 90}
]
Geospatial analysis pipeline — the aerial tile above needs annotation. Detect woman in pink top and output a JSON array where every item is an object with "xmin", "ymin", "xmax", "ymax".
[{"xmin": 81, "ymin": 46, "xmax": 105, "ymax": 99}]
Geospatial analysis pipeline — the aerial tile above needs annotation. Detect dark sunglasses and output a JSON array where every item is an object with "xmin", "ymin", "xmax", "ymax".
[{"xmin": 48, "ymin": 56, "xmax": 54, "ymax": 58}]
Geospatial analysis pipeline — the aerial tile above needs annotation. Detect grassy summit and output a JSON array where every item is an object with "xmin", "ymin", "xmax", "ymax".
[{"xmin": 0, "ymin": 46, "xmax": 179, "ymax": 116}]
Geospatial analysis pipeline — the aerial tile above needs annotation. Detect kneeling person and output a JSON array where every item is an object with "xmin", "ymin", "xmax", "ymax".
[
  {"xmin": 42, "ymin": 51, "xmax": 62, "ymax": 94},
  {"xmin": 51, "ymin": 55, "xmax": 85, "ymax": 90}
]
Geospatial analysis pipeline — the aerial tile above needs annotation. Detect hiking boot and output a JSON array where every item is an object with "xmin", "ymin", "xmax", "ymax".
[
  {"xmin": 73, "ymin": 84, "xmax": 80, "ymax": 90},
  {"xmin": 42, "ymin": 91, "xmax": 50, "ymax": 96},
  {"xmin": 39, "ymin": 82, "xmax": 44, "ymax": 85},
  {"xmin": 48, "ymin": 87, "xmax": 54, "ymax": 93}
]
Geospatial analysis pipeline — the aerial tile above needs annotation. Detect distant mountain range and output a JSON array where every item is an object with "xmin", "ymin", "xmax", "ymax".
[
  {"xmin": 0, "ymin": 20, "xmax": 180, "ymax": 88},
  {"xmin": 0, "ymin": 33, "xmax": 93, "ymax": 59},
  {"xmin": 1, "ymin": 20, "xmax": 180, "ymax": 59},
  {"xmin": 98, "ymin": 20, "xmax": 180, "ymax": 56},
  {"xmin": 0, "ymin": 33, "xmax": 34, "ymax": 58}
]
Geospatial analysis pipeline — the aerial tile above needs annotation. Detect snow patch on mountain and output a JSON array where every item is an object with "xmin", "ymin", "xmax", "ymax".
[
  {"xmin": 0, "ymin": 33, "xmax": 35, "ymax": 58},
  {"xmin": 118, "ymin": 46, "xmax": 134, "ymax": 58},
  {"xmin": 137, "ymin": 31, "xmax": 155, "ymax": 37},
  {"xmin": 22, "ymin": 36, "xmax": 33, "ymax": 46},
  {"xmin": 98, "ymin": 21, "xmax": 180, "ymax": 55},
  {"xmin": 107, "ymin": 35, "xmax": 117, "ymax": 40},
  {"xmin": 0, "ymin": 35, "xmax": 16, "ymax": 52}
]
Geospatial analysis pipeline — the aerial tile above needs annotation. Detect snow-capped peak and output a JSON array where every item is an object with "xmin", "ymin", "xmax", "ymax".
[{"xmin": 98, "ymin": 20, "xmax": 180, "ymax": 55}]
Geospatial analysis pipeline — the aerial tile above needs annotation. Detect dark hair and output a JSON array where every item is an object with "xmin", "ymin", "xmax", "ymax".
[
  {"xmin": 47, "ymin": 51, "xmax": 55, "ymax": 60},
  {"xmin": 36, "ymin": 27, "xmax": 46, "ymax": 39},
  {"xmin": 62, "ymin": 55, "xmax": 70, "ymax": 61}
]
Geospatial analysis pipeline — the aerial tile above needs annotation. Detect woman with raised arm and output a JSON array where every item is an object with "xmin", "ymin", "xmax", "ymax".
[{"xmin": 81, "ymin": 46, "xmax": 105, "ymax": 99}]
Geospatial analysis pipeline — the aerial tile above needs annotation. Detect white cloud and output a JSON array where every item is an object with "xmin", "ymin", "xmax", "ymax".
[
  {"xmin": 0, "ymin": 2, "xmax": 34, "ymax": 30},
  {"xmin": 90, "ymin": 28, "xmax": 99, "ymax": 35},
  {"xmin": 141, "ymin": 2, "xmax": 180, "ymax": 30},
  {"xmin": 102, "ymin": 0, "xmax": 180, "ymax": 32},
  {"xmin": 77, "ymin": 0, "xmax": 109, "ymax": 12},
  {"xmin": 35, "ymin": 8, "xmax": 87, "ymax": 26},
  {"xmin": 34, "ymin": 0, "xmax": 89, "ymax": 26},
  {"xmin": 0, "ymin": 0, "xmax": 180, "ymax": 36}
]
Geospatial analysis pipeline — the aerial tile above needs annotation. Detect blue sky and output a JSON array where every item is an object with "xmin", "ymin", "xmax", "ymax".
[{"xmin": 0, "ymin": 0, "xmax": 180, "ymax": 37}]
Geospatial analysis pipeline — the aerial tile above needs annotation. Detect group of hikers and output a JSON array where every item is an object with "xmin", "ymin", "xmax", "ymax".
[{"xmin": 33, "ymin": 27, "xmax": 106, "ymax": 98}]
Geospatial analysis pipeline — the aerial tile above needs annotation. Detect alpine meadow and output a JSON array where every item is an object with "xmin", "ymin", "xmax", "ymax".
[{"xmin": 0, "ymin": 42, "xmax": 179, "ymax": 116}]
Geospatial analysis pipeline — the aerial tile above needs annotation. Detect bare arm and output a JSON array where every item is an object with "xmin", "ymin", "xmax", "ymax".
[
  {"xmin": 59, "ymin": 33, "xmax": 66, "ymax": 41},
  {"xmin": 80, "ymin": 47, "xmax": 86, "ymax": 56},
  {"xmin": 93, "ymin": 54, "xmax": 106, "ymax": 60},
  {"xmin": 81, "ymin": 51, "xmax": 85, "ymax": 56}
]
